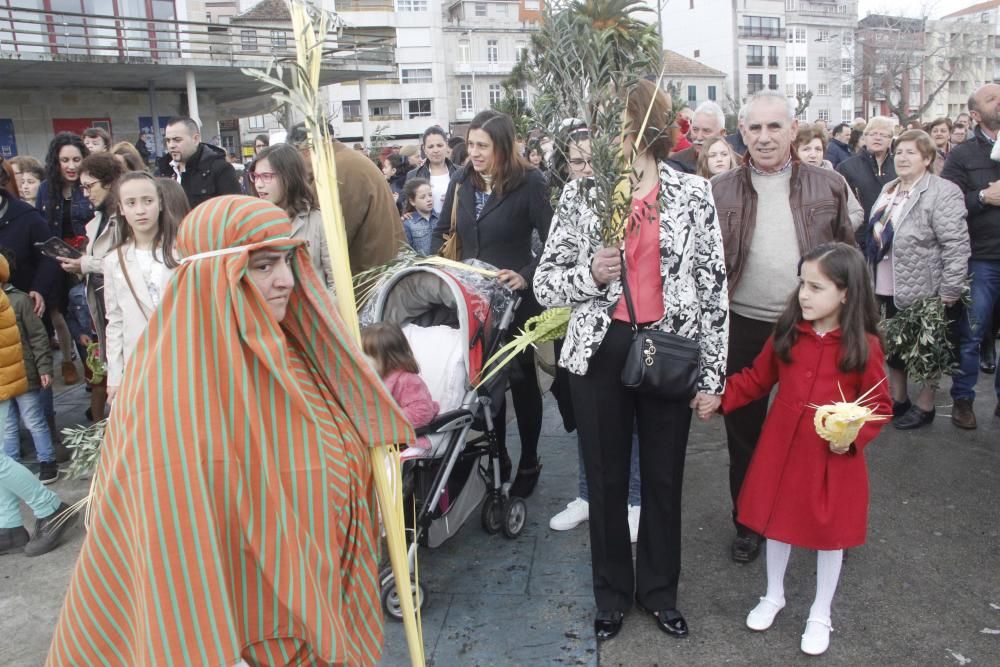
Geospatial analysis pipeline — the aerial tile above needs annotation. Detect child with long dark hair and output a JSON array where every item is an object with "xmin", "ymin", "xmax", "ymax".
[
  {"xmin": 700, "ymin": 243, "xmax": 891, "ymax": 656},
  {"xmin": 361, "ymin": 322, "xmax": 438, "ymax": 449},
  {"xmin": 103, "ymin": 172, "xmax": 185, "ymax": 401}
]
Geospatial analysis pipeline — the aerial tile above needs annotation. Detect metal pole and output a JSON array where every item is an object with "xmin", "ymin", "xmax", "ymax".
[{"xmin": 359, "ymin": 77, "xmax": 372, "ymax": 147}]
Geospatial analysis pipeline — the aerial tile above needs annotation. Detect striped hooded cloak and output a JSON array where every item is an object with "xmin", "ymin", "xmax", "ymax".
[{"xmin": 48, "ymin": 196, "xmax": 414, "ymax": 666}]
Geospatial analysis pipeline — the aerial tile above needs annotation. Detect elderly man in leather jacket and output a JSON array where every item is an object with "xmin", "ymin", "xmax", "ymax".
[{"xmin": 710, "ymin": 90, "xmax": 854, "ymax": 564}]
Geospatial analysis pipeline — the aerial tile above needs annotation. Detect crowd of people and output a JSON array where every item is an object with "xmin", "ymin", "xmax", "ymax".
[{"xmin": 0, "ymin": 78, "xmax": 996, "ymax": 663}]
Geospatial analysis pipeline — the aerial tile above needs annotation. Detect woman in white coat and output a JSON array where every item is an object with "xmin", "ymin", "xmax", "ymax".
[{"xmin": 103, "ymin": 172, "xmax": 184, "ymax": 401}]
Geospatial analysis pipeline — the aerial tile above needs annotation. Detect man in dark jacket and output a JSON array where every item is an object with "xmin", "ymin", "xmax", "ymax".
[
  {"xmin": 711, "ymin": 90, "xmax": 854, "ymax": 564},
  {"xmin": 825, "ymin": 123, "xmax": 853, "ymax": 168},
  {"xmin": 836, "ymin": 118, "xmax": 897, "ymax": 249},
  {"xmin": 157, "ymin": 117, "xmax": 242, "ymax": 209},
  {"xmin": 942, "ymin": 83, "xmax": 1000, "ymax": 429}
]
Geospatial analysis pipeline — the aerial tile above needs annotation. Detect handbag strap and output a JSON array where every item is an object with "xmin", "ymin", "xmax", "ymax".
[
  {"xmin": 117, "ymin": 246, "xmax": 150, "ymax": 322},
  {"xmin": 618, "ymin": 249, "xmax": 639, "ymax": 333},
  {"xmin": 448, "ymin": 183, "xmax": 461, "ymax": 237}
]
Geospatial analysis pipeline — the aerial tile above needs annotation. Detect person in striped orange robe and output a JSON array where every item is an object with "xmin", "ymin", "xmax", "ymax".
[{"xmin": 48, "ymin": 196, "xmax": 414, "ymax": 666}]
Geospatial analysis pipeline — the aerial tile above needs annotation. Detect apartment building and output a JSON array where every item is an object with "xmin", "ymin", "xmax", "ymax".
[
  {"xmin": 662, "ymin": 0, "xmax": 787, "ymax": 106},
  {"xmin": 925, "ymin": 0, "xmax": 1000, "ymax": 120},
  {"xmin": 661, "ymin": 50, "xmax": 729, "ymax": 112},
  {"xmin": 784, "ymin": 0, "xmax": 857, "ymax": 123}
]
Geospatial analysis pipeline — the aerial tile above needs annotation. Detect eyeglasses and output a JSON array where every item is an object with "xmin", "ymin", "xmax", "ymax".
[
  {"xmin": 568, "ymin": 158, "xmax": 594, "ymax": 169},
  {"xmin": 79, "ymin": 180, "xmax": 100, "ymax": 193},
  {"xmin": 250, "ymin": 171, "xmax": 277, "ymax": 184}
]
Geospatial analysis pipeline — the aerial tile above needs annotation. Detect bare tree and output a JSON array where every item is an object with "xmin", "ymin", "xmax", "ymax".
[{"xmin": 855, "ymin": 14, "xmax": 990, "ymax": 125}]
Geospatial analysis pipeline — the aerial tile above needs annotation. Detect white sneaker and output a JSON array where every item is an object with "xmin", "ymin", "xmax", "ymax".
[
  {"xmin": 746, "ymin": 597, "xmax": 785, "ymax": 631},
  {"xmin": 800, "ymin": 617, "xmax": 833, "ymax": 655},
  {"xmin": 549, "ymin": 498, "xmax": 589, "ymax": 531},
  {"xmin": 628, "ymin": 505, "xmax": 640, "ymax": 543}
]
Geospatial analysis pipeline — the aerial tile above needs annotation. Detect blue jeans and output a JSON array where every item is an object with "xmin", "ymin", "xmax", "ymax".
[
  {"xmin": 578, "ymin": 431, "xmax": 641, "ymax": 507},
  {"xmin": 0, "ymin": 401, "xmax": 61, "ymax": 529},
  {"xmin": 4, "ymin": 390, "xmax": 55, "ymax": 463},
  {"xmin": 951, "ymin": 259, "xmax": 1000, "ymax": 402}
]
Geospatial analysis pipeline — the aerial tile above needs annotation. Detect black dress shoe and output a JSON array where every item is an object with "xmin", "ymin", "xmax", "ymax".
[
  {"xmin": 981, "ymin": 360, "xmax": 997, "ymax": 374},
  {"xmin": 636, "ymin": 602, "xmax": 688, "ymax": 638},
  {"xmin": 893, "ymin": 405, "xmax": 935, "ymax": 430},
  {"xmin": 731, "ymin": 533, "xmax": 762, "ymax": 563},
  {"xmin": 594, "ymin": 610, "xmax": 624, "ymax": 641},
  {"xmin": 509, "ymin": 460, "xmax": 542, "ymax": 498},
  {"xmin": 892, "ymin": 399, "xmax": 912, "ymax": 419}
]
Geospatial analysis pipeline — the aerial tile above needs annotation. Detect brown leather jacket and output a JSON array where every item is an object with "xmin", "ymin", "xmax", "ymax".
[{"xmin": 710, "ymin": 160, "xmax": 854, "ymax": 295}]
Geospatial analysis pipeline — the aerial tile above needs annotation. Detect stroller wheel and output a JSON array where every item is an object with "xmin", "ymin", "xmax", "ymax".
[
  {"xmin": 481, "ymin": 495, "xmax": 503, "ymax": 534},
  {"xmin": 502, "ymin": 497, "xmax": 527, "ymax": 539},
  {"xmin": 380, "ymin": 574, "xmax": 427, "ymax": 622}
]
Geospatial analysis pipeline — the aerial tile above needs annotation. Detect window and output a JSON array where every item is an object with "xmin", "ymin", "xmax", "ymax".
[
  {"xmin": 397, "ymin": 0, "xmax": 428, "ymax": 9},
  {"xmin": 342, "ymin": 101, "xmax": 361, "ymax": 121},
  {"xmin": 817, "ymin": 29, "xmax": 829, "ymax": 41},
  {"xmin": 400, "ymin": 68, "xmax": 432, "ymax": 84},
  {"xmin": 747, "ymin": 45, "xmax": 763, "ymax": 67},
  {"xmin": 795, "ymin": 56, "xmax": 806, "ymax": 71},
  {"xmin": 486, "ymin": 39, "xmax": 498, "ymax": 63},
  {"xmin": 841, "ymin": 58, "xmax": 851, "ymax": 72},
  {"xmin": 842, "ymin": 32, "xmax": 852, "ymax": 45},
  {"xmin": 842, "ymin": 83, "xmax": 852, "ymax": 97},
  {"xmin": 794, "ymin": 28, "xmax": 805, "ymax": 43},
  {"xmin": 748, "ymin": 74, "xmax": 764, "ymax": 94},
  {"xmin": 488, "ymin": 83, "xmax": 502, "ymax": 105},
  {"xmin": 796, "ymin": 83, "xmax": 807, "ymax": 95},
  {"xmin": 742, "ymin": 15, "xmax": 781, "ymax": 38},
  {"xmin": 688, "ymin": 85, "xmax": 697, "ymax": 103},
  {"xmin": 240, "ymin": 29, "xmax": 257, "ymax": 51},
  {"xmin": 514, "ymin": 88, "xmax": 527, "ymax": 102},
  {"xmin": 785, "ymin": 56, "xmax": 793, "ymax": 70},
  {"xmin": 475, "ymin": 3, "xmax": 486, "ymax": 17},
  {"xmin": 768, "ymin": 74, "xmax": 778, "ymax": 90},
  {"xmin": 407, "ymin": 99, "xmax": 432, "ymax": 119},
  {"xmin": 496, "ymin": 3, "xmax": 507, "ymax": 16},
  {"xmin": 817, "ymin": 56, "xmax": 827, "ymax": 70},
  {"xmin": 248, "ymin": 115, "xmax": 265, "ymax": 130},
  {"xmin": 694, "ymin": 49, "xmax": 700, "ymax": 57},
  {"xmin": 768, "ymin": 46, "xmax": 778, "ymax": 67},
  {"xmin": 524, "ymin": 0, "xmax": 539, "ymax": 8},
  {"xmin": 460, "ymin": 84, "xmax": 473, "ymax": 111},
  {"xmin": 270, "ymin": 30, "xmax": 287, "ymax": 50},
  {"xmin": 817, "ymin": 108, "xmax": 830, "ymax": 121},
  {"xmin": 785, "ymin": 83, "xmax": 794, "ymax": 95},
  {"xmin": 370, "ymin": 103, "xmax": 391, "ymax": 117},
  {"xmin": 708, "ymin": 85, "xmax": 717, "ymax": 101},
  {"xmin": 817, "ymin": 83, "xmax": 829, "ymax": 96},
  {"xmin": 515, "ymin": 41, "xmax": 527, "ymax": 63},
  {"xmin": 458, "ymin": 40, "xmax": 470, "ymax": 62}
]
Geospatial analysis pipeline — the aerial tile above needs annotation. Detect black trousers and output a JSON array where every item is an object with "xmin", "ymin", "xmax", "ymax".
[
  {"xmin": 570, "ymin": 321, "xmax": 692, "ymax": 612},
  {"xmin": 495, "ymin": 293, "xmax": 544, "ymax": 467},
  {"xmin": 722, "ymin": 312, "xmax": 774, "ymax": 534}
]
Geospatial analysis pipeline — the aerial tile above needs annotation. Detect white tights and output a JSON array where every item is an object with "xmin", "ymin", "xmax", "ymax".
[{"xmin": 765, "ymin": 539, "xmax": 843, "ymax": 623}]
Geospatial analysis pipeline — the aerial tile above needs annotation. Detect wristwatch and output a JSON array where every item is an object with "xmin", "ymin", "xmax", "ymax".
[{"xmin": 979, "ymin": 189, "xmax": 987, "ymax": 205}]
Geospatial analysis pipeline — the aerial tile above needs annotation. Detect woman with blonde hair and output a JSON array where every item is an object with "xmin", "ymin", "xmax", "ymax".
[{"xmin": 696, "ymin": 136, "xmax": 738, "ymax": 179}]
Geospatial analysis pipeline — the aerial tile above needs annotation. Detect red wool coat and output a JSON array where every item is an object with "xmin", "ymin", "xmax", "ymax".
[{"xmin": 721, "ymin": 323, "xmax": 891, "ymax": 550}]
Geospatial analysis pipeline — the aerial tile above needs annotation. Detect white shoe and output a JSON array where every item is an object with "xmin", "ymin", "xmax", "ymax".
[
  {"xmin": 549, "ymin": 498, "xmax": 589, "ymax": 531},
  {"xmin": 800, "ymin": 617, "xmax": 833, "ymax": 655},
  {"xmin": 628, "ymin": 505, "xmax": 640, "ymax": 543},
  {"xmin": 746, "ymin": 597, "xmax": 785, "ymax": 631}
]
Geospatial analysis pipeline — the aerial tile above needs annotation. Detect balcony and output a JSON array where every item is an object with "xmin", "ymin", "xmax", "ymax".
[
  {"xmin": 455, "ymin": 108, "xmax": 475, "ymax": 120},
  {"xmin": 747, "ymin": 56, "xmax": 764, "ymax": 68},
  {"xmin": 0, "ymin": 6, "xmax": 395, "ymax": 100},
  {"xmin": 336, "ymin": 0, "xmax": 396, "ymax": 10},
  {"xmin": 453, "ymin": 60, "xmax": 517, "ymax": 76},
  {"xmin": 737, "ymin": 26, "xmax": 786, "ymax": 40}
]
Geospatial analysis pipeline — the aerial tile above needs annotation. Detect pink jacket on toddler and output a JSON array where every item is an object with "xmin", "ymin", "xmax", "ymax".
[{"xmin": 383, "ymin": 370, "xmax": 439, "ymax": 449}]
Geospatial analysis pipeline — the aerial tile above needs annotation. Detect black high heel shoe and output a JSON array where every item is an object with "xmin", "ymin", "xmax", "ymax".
[
  {"xmin": 509, "ymin": 460, "xmax": 543, "ymax": 498},
  {"xmin": 594, "ymin": 610, "xmax": 624, "ymax": 641}
]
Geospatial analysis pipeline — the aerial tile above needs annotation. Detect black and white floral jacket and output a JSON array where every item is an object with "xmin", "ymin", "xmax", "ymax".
[{"xmin": 533, "ymin": 161, "xmax": 729, "ymax": 394}]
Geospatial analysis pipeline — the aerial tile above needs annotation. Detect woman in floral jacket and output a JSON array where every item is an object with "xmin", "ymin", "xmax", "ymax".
[{"xmin": 534, "ymin": 80, "xmax": 729, "ymax": 642}]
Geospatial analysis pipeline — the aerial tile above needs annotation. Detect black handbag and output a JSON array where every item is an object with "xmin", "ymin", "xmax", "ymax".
[{"xmin": 618, "ymin": 252, "xmax": 701, "ymax": 401}]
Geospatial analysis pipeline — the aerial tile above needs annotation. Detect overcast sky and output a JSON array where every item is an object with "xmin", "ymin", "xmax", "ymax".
[{"xmin": 857, "ymin": 0, "xmax": 981, "ymax": 18}]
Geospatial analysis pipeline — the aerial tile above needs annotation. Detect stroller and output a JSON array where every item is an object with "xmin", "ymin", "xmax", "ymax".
[{"xmin": 367, "ymin": 262, "xmax": 526, "ymax": 620}]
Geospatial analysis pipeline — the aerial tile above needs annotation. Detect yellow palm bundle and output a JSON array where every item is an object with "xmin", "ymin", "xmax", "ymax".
[{"xmin": 810, "ymin": 380, "xmax": 889, "ymax": 453}]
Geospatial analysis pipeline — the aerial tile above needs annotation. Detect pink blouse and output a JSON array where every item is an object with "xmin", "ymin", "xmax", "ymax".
[{"xmin": 613, "ymin": 183, "xmax": 665, "ymax": 324}]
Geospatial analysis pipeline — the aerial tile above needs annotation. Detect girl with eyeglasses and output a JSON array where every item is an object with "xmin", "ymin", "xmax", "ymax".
[{"xmin": 250, "ymin": 144, "xmax": 334, "ymax": 293}]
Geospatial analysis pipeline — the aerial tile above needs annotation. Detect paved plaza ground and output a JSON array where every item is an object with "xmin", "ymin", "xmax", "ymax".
[{"xmin": 2, "ymin": 372, "xmax": 998, "ymax": 666}]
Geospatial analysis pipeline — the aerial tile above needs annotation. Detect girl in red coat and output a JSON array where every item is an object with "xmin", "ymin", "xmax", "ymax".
[{"xmin": 699, "ymin": 243, "xmax": 891, "ymax": 656}]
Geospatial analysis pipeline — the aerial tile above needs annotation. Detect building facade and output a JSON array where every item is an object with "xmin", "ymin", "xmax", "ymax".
[
  {"xmin": 784, "ymin": 0, "xmax": 857, "ymax": 123},
  {"xmin": 661, "ymin": 50, "xmax": 729, "ymax": 113}
]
